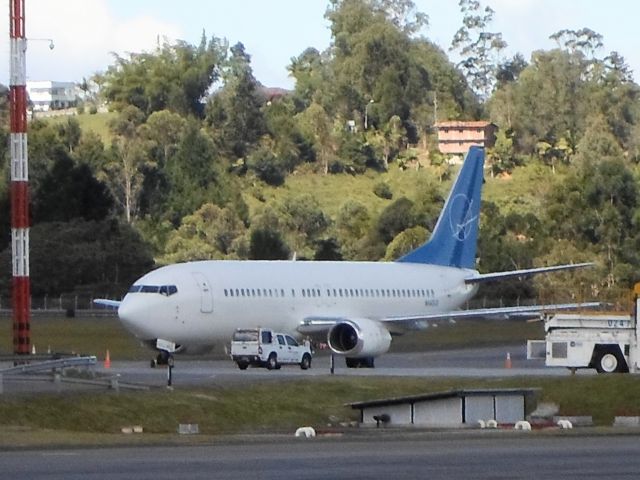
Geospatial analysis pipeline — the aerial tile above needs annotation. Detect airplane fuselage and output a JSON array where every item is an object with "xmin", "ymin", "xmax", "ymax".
[{"xmin": 118, "ymin": 260, "xmax": 479, "ymax": 352}]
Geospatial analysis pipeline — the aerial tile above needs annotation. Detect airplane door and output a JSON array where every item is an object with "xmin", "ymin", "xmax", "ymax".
[{"xmin": 192, "ymin": 272, "xmax": 213, "ymax": 313}]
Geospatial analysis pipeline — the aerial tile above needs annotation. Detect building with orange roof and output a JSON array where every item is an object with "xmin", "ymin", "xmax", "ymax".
[{"xmin": 435, "ymin": 121, "xmax": 497, "ymax": 155}]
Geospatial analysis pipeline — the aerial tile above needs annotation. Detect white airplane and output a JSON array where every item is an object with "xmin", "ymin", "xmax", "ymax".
[{"xmin": 96, "ymin": 146, "xmax": 595, "ymax": 368}]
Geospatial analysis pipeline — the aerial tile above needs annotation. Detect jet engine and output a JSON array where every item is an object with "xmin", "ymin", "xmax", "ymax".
[{"xmin": 327, "ymin": 318, "xmax": 392, "ymax": 357}]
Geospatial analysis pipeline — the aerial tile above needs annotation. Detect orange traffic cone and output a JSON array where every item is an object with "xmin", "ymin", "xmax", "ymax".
[
  {"xmin": 104, "ymin": 349, "xmax": 111, "ymax": 369},
  {"xmin": 504, "ymin": 352, "xmax": 512, "ymax": 369}
]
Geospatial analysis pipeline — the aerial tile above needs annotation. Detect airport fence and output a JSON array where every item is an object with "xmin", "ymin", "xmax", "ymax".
[{"xmin": 0, "ymin": 294, "xmax": 121, "ymax": 317}]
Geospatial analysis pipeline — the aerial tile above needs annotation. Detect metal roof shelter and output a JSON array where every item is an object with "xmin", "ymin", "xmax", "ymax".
[{"xmin": 349, "ymin": 389, "xmax": 538, "ymax": 428}]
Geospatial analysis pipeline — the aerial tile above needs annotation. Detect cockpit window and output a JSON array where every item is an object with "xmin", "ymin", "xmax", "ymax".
[
  {"xmin": 128, "ymin": 285, "xmax": 178, "ymax": 296},
  {"xmin": 159, "ymin": 285, "xmax": 178, "ymax": 296}
]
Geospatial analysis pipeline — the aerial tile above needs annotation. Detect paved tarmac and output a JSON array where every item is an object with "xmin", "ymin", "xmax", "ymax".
[
  {"xmin": 1, "ymin": 433, "xmax": 639, "ymax": 480},
  {"xmin": 0, "ymin": 344, "xmax": 590, "ymax": 393},
  {"xmin": 106, "ymin": 343, "xmax": 588, "ymax": 386}
]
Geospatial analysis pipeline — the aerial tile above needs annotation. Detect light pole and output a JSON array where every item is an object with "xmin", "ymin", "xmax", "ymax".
[
  {"xmin": 29, "ymin": 37, "xmax": 55, "ymax": 50},
  {"xmin": 364, "ymin": 99, "xmax": 374, "ymax": 130}
]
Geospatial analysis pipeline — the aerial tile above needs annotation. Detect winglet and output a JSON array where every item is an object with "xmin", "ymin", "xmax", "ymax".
[{"xmin": 397, "ymin": 146, "xmax": 484, "ymax": 268}]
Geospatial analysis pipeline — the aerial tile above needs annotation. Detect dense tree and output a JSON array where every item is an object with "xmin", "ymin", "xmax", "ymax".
[
  {"xmin": 27, "ymin": 120, "xmax": 69, "ymax": 199},
  {"xmin": 160, "ymin": 203, "xmax": 247, "ymax": 263},
  {"xmin": 12, "ymin": 5, "xmax": 640, "ymax": 305},
  {"xmin": 325, "ymin": 0, "xmax": 430, "ymax": 136},
  {"xmin": 164, "ymin": 119, "xmax": 223, "ymax": 223},
  {"xmin": 487, "ymin": 129, "xmax": 518, "ymax": 175},
  {"xmin": 280, "ymin": 194, "xmax": 331, "ymax": 254},
  {"xmin": 141, "ymin": 110, "xmax": 187, "ymax": 167},
  {"xmin": 545, "ymin": 120, "xmax": 640, "ymax": 289},
  {"xmin": 73, "ymin": 130, "xmax": 107, "ymax": 172},
  {"xmin": 101, "ymin": 33, "xmax": 225, "ymax": 117},
  {"xmin": 246, "ymin": 144, "xmax": 286, "ymax": 186},
  {"xmin": 263, "ymin": 97, "xmax": 314, "ymax": 171},
  {"xmin": 296, "ymin": 102, "xmax": 334, "ymax": 174},
  {"xmin": 384, "ymin": 225, "xmax": 427, "ymax": 260},
  {"xmin": 314, "ymin": 238, "xmax": 343, "ymax": 260},
  {"xmin": 206, "ymin": 42, "xmax": 266, "ymax": 159},
  {"xmin": 450, "ymin": 0, "xmax": 506, "ymax": 100},
  {"xmin": 33, "ymin": 152, "xmax": 113, "ymax": 223},
  {"xmin": 496, "ymin": 49, "xmax": 587, "ymax": 155},
  {"xmin": 248, "ymin": 227, "xmax": 290, "ymax": 260},
  {"xmin": 0, "ymin": 219, "xmax": 154, "ymax": 296},
  {"xmin": 100, "ymin": 108, "xmax": 152, "ymax": 223},
  {"xmin": 288, "ymin": 47, "xmax": 329, "ymax": 111},
  {"xmin": 376, "ymin": 196, "xmax": 416, "ymax": 243},
  {"xmin": 475, "ymin": 202, "xmax": 540, "ymax": 301},
  {"xmin": 56, "ymin": 117, "xmax": 82, "ymax": 153}
]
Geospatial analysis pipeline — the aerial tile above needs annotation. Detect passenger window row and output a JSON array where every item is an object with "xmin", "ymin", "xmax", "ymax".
[{"xmin": 223, "ymin": 287, "xmax": 436, "ymax": 299}]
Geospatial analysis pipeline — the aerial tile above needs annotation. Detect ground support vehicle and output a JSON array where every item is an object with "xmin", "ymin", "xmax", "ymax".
[
  {"xmin": 527, "ymin": 285, "xmax": 640, "ymax": 373},
  {"xmin": 230, "ymin": 328, "xmax": 313, "ymax": 370}
]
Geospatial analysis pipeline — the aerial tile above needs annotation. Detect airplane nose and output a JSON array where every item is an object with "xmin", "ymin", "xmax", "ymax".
[{"xmin": 117, "ymin": 298, "xmax": 150, "ymax": 336}]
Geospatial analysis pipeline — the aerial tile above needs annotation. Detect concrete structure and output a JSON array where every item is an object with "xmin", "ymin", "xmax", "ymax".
[
  {"xmin": 435, "ymin": 121, "xmax": 497, "ymax": 155},
  {"xmin": 26, "ymin": 80, "xmax": 78, "ymax": 112},
  {"xmin": 349, "ymin": 389, "xmax": 537, "ymax": 428}
]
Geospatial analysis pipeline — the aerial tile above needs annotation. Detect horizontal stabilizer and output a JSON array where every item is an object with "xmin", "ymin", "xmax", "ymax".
[
  {"xmin": 93, "ymin": 299, "xmax": 121, "ymax": 309},
  {"xmin": 464, "ymin": 262, "xmax": 594, "ymax": 284}
]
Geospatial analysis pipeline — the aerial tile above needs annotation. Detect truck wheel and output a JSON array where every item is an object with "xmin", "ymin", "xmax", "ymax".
[
  {"xmin": 266, "ymin": 353, "xmax": 278, "ymax": 370},
  {"xmin": 594, "ymin": 347, "xmax": 627, "ymax": 373},
  {"xmin": 300, "ymin": 353, "xmax": 312, "ymax": 370}
]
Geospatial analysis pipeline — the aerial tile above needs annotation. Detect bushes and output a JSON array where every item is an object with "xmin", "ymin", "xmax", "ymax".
[{"xmin": 373, "ymin": 181, "xmax": 393, "ymax": 199}]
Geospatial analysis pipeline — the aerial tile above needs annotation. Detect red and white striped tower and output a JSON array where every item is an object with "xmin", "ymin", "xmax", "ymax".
[{"xmin": 9, "ymin": 0, "xmax": 31, "ymax": 355}]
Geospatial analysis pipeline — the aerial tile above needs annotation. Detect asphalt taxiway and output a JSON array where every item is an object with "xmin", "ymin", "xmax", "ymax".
[
  {"xmin": 0, "ymin": 344, "xmax": 588, "ymax": 394},
  {"xmin": 97, "ymin": 344, "xmax": 587, "ymax": 387},
  {"xmin": 2, "ymin": 433, "xmax": 640, "ymax": 480}
]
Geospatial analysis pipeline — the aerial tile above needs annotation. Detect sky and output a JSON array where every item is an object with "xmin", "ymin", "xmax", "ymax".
[{"xmin": 1, "ymin": 0, "xmax": 640, "ymax": 88}]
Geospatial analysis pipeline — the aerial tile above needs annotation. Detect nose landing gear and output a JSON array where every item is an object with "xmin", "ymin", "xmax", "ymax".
[
  {"xmin": 150, "ymin": 350, "xmax": 175, "ymax": 387},
  {"xmin": 150, "ymin": 350, "xmax": 174, "ymax": 368}
]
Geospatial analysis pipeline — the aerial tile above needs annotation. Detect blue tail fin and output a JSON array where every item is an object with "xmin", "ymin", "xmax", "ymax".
[{"xmin": 397, "ymin": 146, "xmax": 485, "ymax": 268}]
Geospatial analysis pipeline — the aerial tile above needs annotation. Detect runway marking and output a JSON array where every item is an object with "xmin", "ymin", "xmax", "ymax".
[{"xmin": 41, "ymin": 452, "xmax": 80, "ymax": 457}]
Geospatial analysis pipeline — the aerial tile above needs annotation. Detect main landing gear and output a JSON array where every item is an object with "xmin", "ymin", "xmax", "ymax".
[{"xmin": 345, "ymin": 357, "xmax": 375, "ymax": 368}]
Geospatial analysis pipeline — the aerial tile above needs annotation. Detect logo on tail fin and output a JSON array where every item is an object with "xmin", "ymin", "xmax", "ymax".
[{"xmin": 449, "ymin": 194, "xmax": 478, "ymax": 241}]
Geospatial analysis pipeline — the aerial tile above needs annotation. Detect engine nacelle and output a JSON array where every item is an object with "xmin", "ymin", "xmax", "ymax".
[{"xmin": 327, "ymin": 318, "xmax": 392, "ymax": 357}]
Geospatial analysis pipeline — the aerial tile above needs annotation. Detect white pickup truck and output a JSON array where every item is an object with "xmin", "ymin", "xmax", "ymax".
[{"xmin": 230, "ymin": 328, "xmax": 313, "ymax": 370}]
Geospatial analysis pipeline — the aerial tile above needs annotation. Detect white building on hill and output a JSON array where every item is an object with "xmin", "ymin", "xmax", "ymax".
[{"xmin": 26, "ymin": 81, "xmax": 78, "ymax": 112}]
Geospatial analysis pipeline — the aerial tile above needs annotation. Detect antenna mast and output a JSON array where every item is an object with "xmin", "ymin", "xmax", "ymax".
[{"xmin": 9, "ymin": 0, "xmax": 31, "ymax": 355}]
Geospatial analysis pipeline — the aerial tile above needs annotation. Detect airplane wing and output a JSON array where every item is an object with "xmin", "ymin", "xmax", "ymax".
[
  {"xmin": 298, "ymin": 302, "xmax": 602, "ymax": 335},
  {"xmin": 93, "ymin": 299, "xmax": 121, "ymax": 309},
  {"xmin": 298, "ymin": 317, "xmax": 344, "ymax": 335},
  {"xmin": 382, "ymin": 302, "xmax": 602, "ymax": 325},
  {"xmin": 464, "ymin": 263, "xmax": 594, "ymax": 284}
]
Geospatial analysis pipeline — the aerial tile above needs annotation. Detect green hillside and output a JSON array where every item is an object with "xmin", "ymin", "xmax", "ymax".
[{"xmin": 46, "ymin": 111, "xmax": 116, "ymax": 143}]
